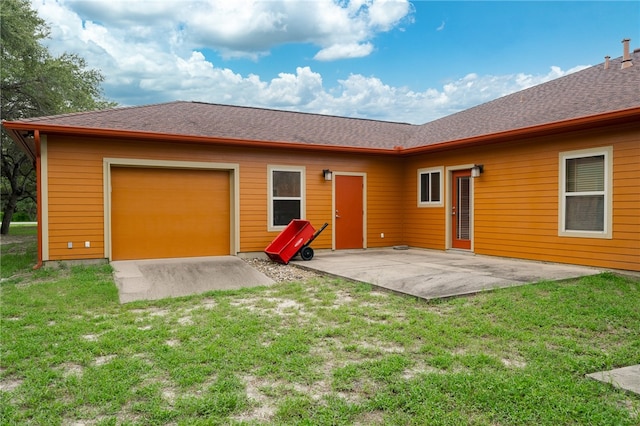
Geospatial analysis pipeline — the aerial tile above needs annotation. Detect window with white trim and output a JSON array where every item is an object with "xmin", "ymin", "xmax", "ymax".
[
  {"xmin": 268, "ymin": 166, "xmax": 305, "ymax": 230},
  {"xmin": 418, "ymin": 167, "xmax": 443, "ymax": 207},
  {"xmin": 559, "ymin": 147, "xmax": 612, "ymax": 238}
]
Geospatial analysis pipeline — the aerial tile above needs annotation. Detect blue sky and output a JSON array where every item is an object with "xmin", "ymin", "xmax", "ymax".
[{"xmin": 33, "ymin": 1, "xmax": 640, "ymax": 124}]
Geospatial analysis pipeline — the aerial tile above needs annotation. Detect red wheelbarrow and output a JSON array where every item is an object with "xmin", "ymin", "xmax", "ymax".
[{"xmin": 265, "ymin": 220, "xmax": 329, "ymax": 264}]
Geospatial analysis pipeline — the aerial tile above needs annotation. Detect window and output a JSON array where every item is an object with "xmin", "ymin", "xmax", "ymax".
[
  {"xmin": 418, "ymin": 167, "xmax": 443, "ymax": 206},
  {"xmin": 268, "ymin": 166, "xmax": 305, "ymax": 230},
  {"xmin": 559, "ymin": 147, "xmax": 612, "ymax": 238}
]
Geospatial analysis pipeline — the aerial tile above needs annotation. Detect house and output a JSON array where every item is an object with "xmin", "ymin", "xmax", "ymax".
[{"xmin": 3, "ymin": 41, "xmax": 639, "ymax": 271}]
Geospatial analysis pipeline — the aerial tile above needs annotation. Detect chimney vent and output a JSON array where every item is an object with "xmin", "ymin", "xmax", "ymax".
[
  {"xmin": 621, "ymin": 38, "xmax": 632, "ymax": 69},
  {"xmin": 604, "ymin": 56, "xmax": 610, "ymax": 69}
]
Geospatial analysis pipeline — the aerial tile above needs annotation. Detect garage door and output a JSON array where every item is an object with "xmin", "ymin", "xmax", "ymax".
[{"xmin": 111, "ymin": 167, "xmax": 231, "ymax": 260}]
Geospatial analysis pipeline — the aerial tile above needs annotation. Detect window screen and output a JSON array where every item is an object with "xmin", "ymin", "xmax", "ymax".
[
  {"xmin": 271, "ymin": 169, "xmax": 302, "ymax": 227},
  {"xmin": 564, "ymin": 154, "xmax": 605, "ymax": 232}
]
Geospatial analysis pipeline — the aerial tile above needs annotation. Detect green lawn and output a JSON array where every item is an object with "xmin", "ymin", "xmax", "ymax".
[
  {"xmin": 1, "ymin": 224, "xmax": 37, "ymax": 236},
  {"xmin": 1, "ymin": 235, "xmax": 639, "ymax": 425}
]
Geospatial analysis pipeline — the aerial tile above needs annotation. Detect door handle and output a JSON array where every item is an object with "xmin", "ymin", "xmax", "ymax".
[{"xmin": 335, "ymin": 210, "xmax": 341, "ymax": 218}]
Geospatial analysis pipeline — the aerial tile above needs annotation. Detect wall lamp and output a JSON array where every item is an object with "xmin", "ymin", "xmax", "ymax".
[
  {"xmin": 322, "ymin": 169, "xmax": 333, "ymax": 181},
  {"xmin": 471, "ymin": 164, "xmax": 484, "ymax": 178}
]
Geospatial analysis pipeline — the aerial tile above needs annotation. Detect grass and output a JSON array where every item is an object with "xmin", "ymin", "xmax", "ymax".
[
  {"xmin": 0, "ymin": 226, "xmax": 38, "ymax": 279},
  {"xmin": 1, "ymin": 232, "xmax": 639, "ymax": 425},
  {"xmin": 2, "ymin": 225, "xmax": 37, "ymax": 235}
]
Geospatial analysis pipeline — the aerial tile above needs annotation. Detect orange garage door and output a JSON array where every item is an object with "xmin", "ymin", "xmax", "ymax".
[{"xmin": 111, "ymin": 167, "xmax": 231, "ymax": 260}]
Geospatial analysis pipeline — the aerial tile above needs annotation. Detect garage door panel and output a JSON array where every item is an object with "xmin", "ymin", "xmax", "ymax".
[{"xmin": 111, "ymin": 167, "xmax": 230, "ymax": 260}]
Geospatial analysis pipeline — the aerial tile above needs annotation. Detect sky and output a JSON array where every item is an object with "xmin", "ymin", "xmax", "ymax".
[{"xmin": 31, "ymin": 0, "xmax": 640, "ymax": 125}]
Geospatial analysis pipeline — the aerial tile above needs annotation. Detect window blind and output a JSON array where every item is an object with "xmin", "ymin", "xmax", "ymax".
[{"xmin": 566, "ymin": 155, "xmax": 604, "ymax": 192}]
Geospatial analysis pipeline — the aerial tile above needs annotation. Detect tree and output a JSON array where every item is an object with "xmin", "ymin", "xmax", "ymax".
[{"xmin": 0, "ymin": 0, "xmax": 115, "ymax": 234}]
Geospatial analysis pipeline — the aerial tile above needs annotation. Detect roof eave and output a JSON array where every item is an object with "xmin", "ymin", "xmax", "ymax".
[
  {"xmin": 4, "ymin": 105, "xmax": 639, "ymax": 158},
  {"xmin": 1, "ymin": 121, "xmax": 396, "ymax": 156},
  {"xmin": 400, "ymin": 106, "xmax": 640, "ymax": 156},
  {"xmin": 1, "ymin": 123, "xmax": 37, "ymax": 162}
]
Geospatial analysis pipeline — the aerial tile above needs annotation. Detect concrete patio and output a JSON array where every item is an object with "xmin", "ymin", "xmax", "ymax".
[{"xmin": 292, "ymin": 248, "xmax": 603, "ymax": 300}]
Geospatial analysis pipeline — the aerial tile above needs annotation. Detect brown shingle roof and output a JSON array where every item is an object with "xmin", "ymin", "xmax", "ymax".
[
  {"xmin": 5, "ymin": 51, "xmax": 640, "ymax": 153},
  {"xmin": 407, "ymin": 51, "xmax": 640, "ymax": 148},
  {"xmin": 13, "ymin": 101, "xmax": 416, "ymax": 151}
]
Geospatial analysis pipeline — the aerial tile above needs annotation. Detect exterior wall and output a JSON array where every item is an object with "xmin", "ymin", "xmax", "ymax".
[
  {"xmin": 42, "ymin": 121, "xmax": 639, "ymax": 271},
  {"xmin": 403, "ymin": 123, "xmax": 640, "ymax": 271},
  {"xmin": 43, "ymin": 135, "xmax": 404, "ymax": 261}
]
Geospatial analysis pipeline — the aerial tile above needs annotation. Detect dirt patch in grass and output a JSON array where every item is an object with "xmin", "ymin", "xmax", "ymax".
[
  {"xmin": 0, "ymin": 234, "xmax": 36, "ymax": 246},
  {"xmin": 59, "ymin": 363, "xmax": 84, "ymax": 378},
  {"xmin": 230, "ymin": 296, "xmax": 308, "ymax": 318},
  {"xmin": 94, "ymin": 355, "xmax": 116, "ymax": 366},
  {"xmin": 233, "ymin": 375, "xmax": 277, "ymax": 423},
  {"xmin": 81, "ymin": 334, "xmax": 100, "ymax": 342},
  {"xmin": 0, "ymin": 377, "xmax": 23, "ymax": 392},
  {"xmin": 500, "ymin": 357, "xmax": 527, "ymax": 369}
]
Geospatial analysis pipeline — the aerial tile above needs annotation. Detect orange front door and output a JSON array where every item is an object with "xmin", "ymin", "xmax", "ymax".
[
  {"xmin": 335, "ymin": 175, "xmax": 363, "ymax": 249},
  {"xmin": 452, "ymin": 169, "xmax": 472, "ymax": 250},
  {"xmin": 111, "ymin": 167, "xmax": 230, "ymax": 260}
]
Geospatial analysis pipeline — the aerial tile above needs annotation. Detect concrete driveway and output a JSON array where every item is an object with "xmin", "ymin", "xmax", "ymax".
[
  {"xmin": 292, "ymin": 248, "xmax": 603, "ymax": 299},
  {"xmin": 112, "ymin": 247, "xmax": 603, "ymax": 304},
  {"xmin": 112, "ymin": 256, "xmax": 274, "ymax": 303}
]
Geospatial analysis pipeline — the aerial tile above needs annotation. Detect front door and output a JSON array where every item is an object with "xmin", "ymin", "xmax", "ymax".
[
  {"xmin": 335, "ymin": 175, "xmax": 363, "ymax": 249},
  {"xmin": 451, "ymin": 169, "xmax": 472, "ymax": 249}
]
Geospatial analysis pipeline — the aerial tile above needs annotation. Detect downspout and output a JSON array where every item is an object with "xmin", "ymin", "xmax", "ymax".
[{"xmin": 33, "ymin": 130, "xmax": 43, "ymax": 269}]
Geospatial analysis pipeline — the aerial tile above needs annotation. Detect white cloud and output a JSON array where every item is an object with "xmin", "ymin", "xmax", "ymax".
[
  {"xmin": 314, "ymin": 42, "xmax": 374, "ymax": 61},
  {"xmin": 30, "ymin": 0, "xmax": 590, "ymax": 125},
  {"xmin": 368, "ymin": 0, "xmax": 414, "ymax": 31},
  {"xmin": 49, "ymin": 0, "xmax": 413, "ymax": 60}
]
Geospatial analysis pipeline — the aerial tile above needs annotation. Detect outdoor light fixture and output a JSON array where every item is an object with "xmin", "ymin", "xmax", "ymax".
[
  {"xmin": 471, "ymin": 164, "xmax": 484, "ymax": 178},
  {"xmin": 323, "ymin": 169, "xmax": 333, "ymax": 181}
]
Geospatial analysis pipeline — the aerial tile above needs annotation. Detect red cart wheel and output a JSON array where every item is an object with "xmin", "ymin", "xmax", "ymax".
[{"xmin": 300, "ymin": 246, "xmax": 314, "ymax": 261}]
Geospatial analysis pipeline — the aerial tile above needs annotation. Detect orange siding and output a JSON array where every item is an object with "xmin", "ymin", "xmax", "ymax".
[
  {"xmin": 43, "ymin": 121, "xmax": 639, "ymax": 271},
  {"xmin": 44, "ymin": 136, "xmax": 403, "ymax": 260},
  {"xmin": 47, "ymin": 142, "xmax": 105, "ymax": 260},
  {"xmin": 403, "ymin": 124, "xmax": 640, "ymax": 271},
  {"xmin": 367, "ymin": 163, "xmax": 404, "ymax": 247}
]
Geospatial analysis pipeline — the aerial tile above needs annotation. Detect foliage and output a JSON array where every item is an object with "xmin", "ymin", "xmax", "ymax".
[
  {"xmin": 0, "ymin": 0, "xmax": 115, "ymax": 234},
  {"xmin": 1, "ymin": 238, "xmax": 639, "ymax": 424}
]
